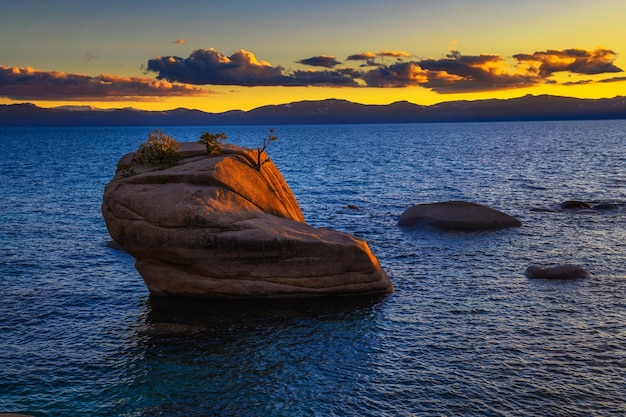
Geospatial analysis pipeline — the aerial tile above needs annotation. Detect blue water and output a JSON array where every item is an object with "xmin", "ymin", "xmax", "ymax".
[{"xmin": 1, "ymin": 121, "xmax": 625, "ymax": 416}]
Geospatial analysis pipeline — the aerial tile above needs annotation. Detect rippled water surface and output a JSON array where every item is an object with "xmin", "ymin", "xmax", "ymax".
[{"xmin": 1, "ymin": 121, "xmax": 625, "ymax": 416}]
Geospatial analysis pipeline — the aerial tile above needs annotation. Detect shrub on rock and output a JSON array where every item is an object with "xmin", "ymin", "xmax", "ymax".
[{"xmin": 135, "ymin": 130, "xmax": 181, "ymax": 168}]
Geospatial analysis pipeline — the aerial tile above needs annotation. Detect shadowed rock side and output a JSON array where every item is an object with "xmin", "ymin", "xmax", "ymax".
[
  {"xmin": 398, "ymin": 201, "xmax": 522, "ymax": 231},
  {"xmin": 102, "ymin": 143, "xmax": 393, "ymax": 298}
]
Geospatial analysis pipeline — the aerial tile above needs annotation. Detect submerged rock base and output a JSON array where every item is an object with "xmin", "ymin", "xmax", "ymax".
[{"xmin": 102, "ymin": 143, "xmax": 393, "ymax": 298}]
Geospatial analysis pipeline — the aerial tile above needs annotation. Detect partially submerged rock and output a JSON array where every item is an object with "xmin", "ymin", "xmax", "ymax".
[
  {"xmin": 530, "ymin": 207, "xmax": 560, "ymax": 213},
  {"xmin": 533, "ymin": 200, "xmax": 624, "ymax": 214},
  {"xmin": 560, "ymin": 200, "xmax": 592, "ymax": 210},
  {"xmin": 398, "ymin": 201, "xmax": 521, "ymax": 231},
  {"xmin": 593, "ymin": 202, "xmax": 620, "ymax": 211},
  {"xmin": 102, "ymin": 143, "xmax": 393, "ymax": 298},
  {"xmin": 525, "ymin": 264, "xmax": 591, "ymax": 279}
]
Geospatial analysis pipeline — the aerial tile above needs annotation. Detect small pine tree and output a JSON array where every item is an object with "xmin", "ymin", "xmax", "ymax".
[
  {"xmin": 254, "ymin": 128, "xmax": 278, "ymax": 171},
  {"xmin": 199, "ymin": 131, "xmax": 228, "ymax": 156}
]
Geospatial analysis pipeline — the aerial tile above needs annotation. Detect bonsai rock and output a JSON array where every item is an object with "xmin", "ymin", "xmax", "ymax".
[{"xmin": 102, "ymin": 143, "xmax": 393, "ymax": 298}]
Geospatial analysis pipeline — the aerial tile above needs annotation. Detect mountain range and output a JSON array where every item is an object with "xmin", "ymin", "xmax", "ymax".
[{"xmin": 1, "ymin": 94, "xmax": 625, "ymax": 127}]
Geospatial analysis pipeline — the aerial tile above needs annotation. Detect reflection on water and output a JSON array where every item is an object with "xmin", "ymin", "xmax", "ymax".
[{"xmin": 125, "ymin": 296, "xmax": 387, "ymax": 417}]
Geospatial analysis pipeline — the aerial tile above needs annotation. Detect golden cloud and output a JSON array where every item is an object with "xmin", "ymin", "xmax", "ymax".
[
  {"xmin": 0, "ymin": 65, "xmax": 209, "ymax": 101},
  {"xmin": 144, "ymin": 46, "xmax": 623, "ymax": 93},
  {"xmin": 376, "ymin": 50, "xmax": 411, "ymax": 58},
  {"xmin": 147, "ymin": 48, "xmax": 359, "ymax": 86},
  {"xmin": 513, "ymin": 48, "xmax": 622, "ymax": 76}
]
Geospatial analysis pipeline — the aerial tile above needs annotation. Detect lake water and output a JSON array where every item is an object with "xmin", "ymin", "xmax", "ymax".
[{"xmin": 1, "ymin": 121, "xmax": 624, "ymax": 416}]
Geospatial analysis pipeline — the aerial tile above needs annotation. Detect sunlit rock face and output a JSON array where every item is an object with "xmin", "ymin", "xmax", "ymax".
[
  {"xmin": 102, "ymin": 143, "xmax": 393, "ymax": 298},
  {"xmin": 398, "ymin": 201, "xmax": 522, "ymax": 231}
]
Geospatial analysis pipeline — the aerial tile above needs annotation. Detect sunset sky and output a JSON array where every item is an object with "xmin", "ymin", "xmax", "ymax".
[{"xmin": 1, "ymin": 0, "xmax": 625, "ymax": 113}]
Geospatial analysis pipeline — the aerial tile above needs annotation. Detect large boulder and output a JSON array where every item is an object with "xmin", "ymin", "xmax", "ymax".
[
  {"xmin": 102, "ymin": 143, "xmax": 393, "ymax": 298},
  {"xmin": 398, "ymin": 201, "xmax": 522, "ymax": 231}
]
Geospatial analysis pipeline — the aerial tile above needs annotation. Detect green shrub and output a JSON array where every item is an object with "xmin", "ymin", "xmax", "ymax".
[
  {"xmin": 135, "ymin": 130, "xmax": 181, "ymax": 168},
  {"xmin": 199, "ymin": 131, "xmax": 228, "ymax": 156}
]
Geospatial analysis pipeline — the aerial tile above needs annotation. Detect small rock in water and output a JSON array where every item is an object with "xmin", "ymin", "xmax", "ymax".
[
  {"xmin": 346, "ymin": 204, "xmax": 360, "ymax": 210},
  {"xmin": 560, "ymin": 200, "xmax": 592, "ymax": 210},
  {"xmin": 398, "ymin": 201, "xmax": 521, "ymax": 231},
  {"xmin": 525, "ymin": 264, "xmax": 591, "ymax": 280},
  {"xmin": 530, "ymin": 207, "xmax": 559, "ymax": 213},
  {"xmin": 593, "ymin": 203, "xmax": 620, "ymax": 211}
]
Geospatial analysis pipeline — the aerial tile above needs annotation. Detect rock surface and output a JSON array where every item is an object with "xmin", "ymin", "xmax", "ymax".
[
  {"xmin": 398, "ymin": 201, "xmax": 522, "ymax": 231},
  {"xmin": 102, "ymin": 143, "xmax": 393, "ymax": 298},
  {"xmin": 525, "ymin": 264, "xmax": 591, "ymax": 279}
]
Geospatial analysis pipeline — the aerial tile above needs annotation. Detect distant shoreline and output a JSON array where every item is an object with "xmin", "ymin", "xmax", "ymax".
[{"xmin": 1, "ymin": 94, "xmax": 625, "ymax": 127}]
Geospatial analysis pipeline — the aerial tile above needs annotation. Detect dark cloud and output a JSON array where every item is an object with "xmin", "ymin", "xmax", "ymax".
[
  {"xmin": 142, "ymin": 47, "xmax": 624, "ymax": 93},
  {"xmin": 291, "ymin": 69, "xmax": 359, "ymax": 86},
  {"xmin": 297, "ymin": 55, "xmax": 341, "ymax": 68},
  {"xmin": 362, "ymin": 48, "xmax": 623, "ymax": 92},
  {"xmin": 347, "ymin": 51, "xmax": 411, "ymax": 67},
  {"xmin": 412, "ymin": 50, "xmax": 539, "ymax": 92},
  {"xmin": 376, "ymin": 50, "xmax": 411, "ymax": 58},
  {"xmin": 363, "ymin": 62, "xmax": 427, "ymax": 88},
  {"xmin": 0, "ymin": 65, "xmax": 207, "ymax": 101},
  {"xmin": 564, "ymin": 75, "xmax": 626, "ymax": 86},
  {"xmin": 598, "ymin": 76, "xmax": 626, "ymax": 83},
  {"xmin": 346, "ymin": 52, "xmax": 378, "ymax": 67},
  {"xmin": 346, "ymin": 52, "xmax": 376, "ymax": 61},
  {"xmin": 562, "ymin": 79, "xmax": 593, "ymax": 86},
  {"xmin": 6, "ymin": 46, "xmax": 622, "ymax": 103},
  {"xmin": 146, "ymin": 48, "xmax": 359, "ymax": 87},
  {"xmin": 362, "ymin": 51, "xmax": 538, "ymax": 92},
  {"xmin": 146, "ymin": 48, "xmax": 289, "ymax": 86},
  {"xmin": 513, "ymin": 48, "xmax": 622, "ymax": 76}
]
